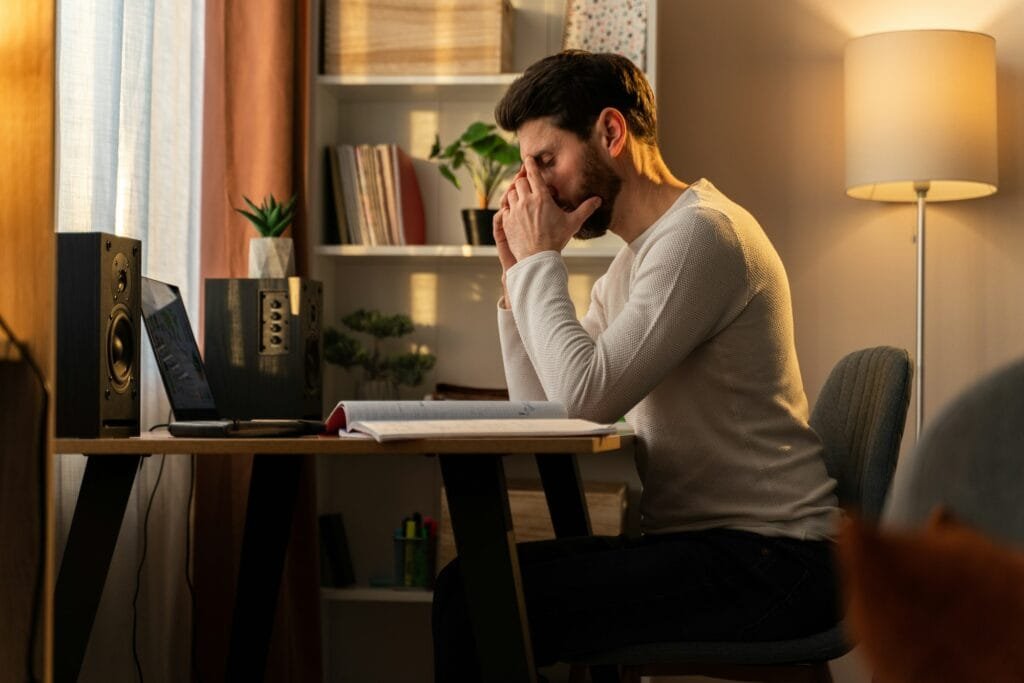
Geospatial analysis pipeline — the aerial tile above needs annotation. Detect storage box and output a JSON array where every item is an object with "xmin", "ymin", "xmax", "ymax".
[
  {"xmin": 437, "ymin": 480, "xmax": 628, "ymax": 571},
  {"xmin": 323, "ymin": 0, "xmax": 514, "ymax": 76}
]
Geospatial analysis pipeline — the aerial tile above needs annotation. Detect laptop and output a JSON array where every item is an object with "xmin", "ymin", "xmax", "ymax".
[{"xmin": 140, "ymin": 277, "xmax": 324, "ymax": 437}]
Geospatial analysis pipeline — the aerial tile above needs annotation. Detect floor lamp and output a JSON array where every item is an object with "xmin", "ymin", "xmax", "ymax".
[{"xmin": 844, "ymin": 29, "xmax": 999, "ymax": 440}]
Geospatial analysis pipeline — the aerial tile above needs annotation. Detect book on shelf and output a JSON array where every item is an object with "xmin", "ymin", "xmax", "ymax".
[
  {"xmin": 337, "ymin": 145, "xmax": 365, "ymax": 244},
  {"xmin": 323, "ymin": 399, "xmax": 615, "ymax": 442},
  {"xmin": 325, "ymin": 147, "xmax": 348, "ymax": 244},
  {"xmin": 392, "ymin": 145, "xmax": 425, "ymax": 245},
  {"xmin": 327, "ymin": 143, "xmax": 426, "ymax": 247}
]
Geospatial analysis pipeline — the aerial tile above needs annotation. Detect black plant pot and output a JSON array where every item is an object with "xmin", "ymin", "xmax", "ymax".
[{"xmin": 461, "ymin": 208, "xmax": 497, "ymax": 246}]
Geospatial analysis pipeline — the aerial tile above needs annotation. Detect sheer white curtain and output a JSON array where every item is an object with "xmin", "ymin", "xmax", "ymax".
[{"xmin": 56, "ymin": 0, "xmax": 204, "ymax": 680}]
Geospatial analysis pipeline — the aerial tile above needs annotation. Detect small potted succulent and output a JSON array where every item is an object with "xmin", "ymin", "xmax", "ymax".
[
  {"xmin": 235, "ymin": 193, "xmax": 297, "ymax": 278},
  {"xmin": 324, "ymin": 308, "xmax": 436, "ymax": 400},
  {"xmin": 429, "ymin": 121, "xmax": 521, "ymax": 246}
]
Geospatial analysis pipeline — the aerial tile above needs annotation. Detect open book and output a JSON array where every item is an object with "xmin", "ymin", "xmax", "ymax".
[{"xmin": 324, "ymin": 400, "xmax": 615, "ymax": 443}]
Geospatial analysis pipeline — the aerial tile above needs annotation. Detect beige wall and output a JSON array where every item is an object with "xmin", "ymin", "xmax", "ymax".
[{"xmin": 657, "ymin": 0, "xmax": 1024, "ymax": 449}]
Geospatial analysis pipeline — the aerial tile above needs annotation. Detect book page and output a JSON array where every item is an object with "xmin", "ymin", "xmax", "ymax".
[
  {"xmin": 327, "ymin": 400, "xmax": 567, "ymax": 433},
  {"xmin": 349, "ymin": 418, "xmax": 615, "ymax": 443}
]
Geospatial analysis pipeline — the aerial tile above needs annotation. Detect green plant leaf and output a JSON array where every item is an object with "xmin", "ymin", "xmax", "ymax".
[
  {"xmin": 439, "ymin": 164, "xmax": 460, "ymax": 189},
  {"xmin": 327, "ymin": 310, "xmax": 432, "ymax": 387},
  {"xmin": 442, "ymin": 139, "xmax": 462, "ymax": 158},
  {"xmin": 461, "ymin": 121, "xmax": 494, "ymax": 144},
  {"xmin": 493, "ymin": 143, "xmax": 522, "ymax": 166},
  {"xmin": 469, "ymin": 134, "xmax": 501, "ymax": 156},
  {"xmin": 431, "ymin": 122, "xmax": 521, "ymax": 208},
  {"xmin": 429, "ymin": 135, "xmax": 442, "ymax": 159},
  {"xmin": 323, "ymin": 327, "xmax": 365, "ymax": 369}
]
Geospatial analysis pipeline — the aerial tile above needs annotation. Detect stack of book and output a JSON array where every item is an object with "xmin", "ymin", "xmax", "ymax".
[{"xmin": 327, "ymin": 143, "xmax": 426, "ymax": 246}]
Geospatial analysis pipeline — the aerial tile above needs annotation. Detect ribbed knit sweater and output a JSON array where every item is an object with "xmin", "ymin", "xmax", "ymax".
[{"xmin": 498, "ymin": 179, "xmax": 837, "ymax": 539}]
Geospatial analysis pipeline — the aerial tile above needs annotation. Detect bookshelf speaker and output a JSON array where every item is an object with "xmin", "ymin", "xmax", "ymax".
[
  {"xmin": 204, "ymin": 278, "xmax": 323, "ymax": 419},
  {"xmin": 56, "ymin": 232, "xmax": 142, "ymax": 437}
]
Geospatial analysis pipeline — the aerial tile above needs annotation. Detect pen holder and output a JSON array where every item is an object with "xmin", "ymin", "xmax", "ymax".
[{"xmin": 392, "ymin": 530, "xmax": 436, "ymax": 588}]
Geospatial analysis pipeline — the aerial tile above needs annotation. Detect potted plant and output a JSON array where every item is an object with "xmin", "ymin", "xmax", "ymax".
[
  {"xmin": 235, "ymin": 193, "xmax": 297, "ymax": 278},
  {"xmin": 324, "ymin": 308, "xmax": 436, "ymax": 400},
  {"xmin": 429, "ymin": 121, "xmax": 521, "ymax": 246}
]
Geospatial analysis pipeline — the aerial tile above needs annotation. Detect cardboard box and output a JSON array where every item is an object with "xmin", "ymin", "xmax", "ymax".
[
  {"xmin": 323, "ymin": 0, "xmax": 514, "ymax": 76},
  {"xmin": 438, "ymin": 480, "xmax": 628, "ymax": 571}
]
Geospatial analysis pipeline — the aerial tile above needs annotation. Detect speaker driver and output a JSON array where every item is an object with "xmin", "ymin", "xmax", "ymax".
[
  {"xmin": 107, "ymin": 304, "xmax": 135, "ymax": 393},
  {"xmin": 111, "ymin": 251, "xmax": 131, "ymax": 301}
]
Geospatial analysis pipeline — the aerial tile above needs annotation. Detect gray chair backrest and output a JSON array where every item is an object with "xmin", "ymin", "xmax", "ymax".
[
  {"xmin": 809, "ymin": 346, "xmax": 912, "ymax": 521},
  {"xmin": 884, "ymin": 357, "xmax": 1024, "ymax": 546}
]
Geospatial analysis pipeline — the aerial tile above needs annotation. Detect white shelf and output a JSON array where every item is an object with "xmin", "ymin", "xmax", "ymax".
[
  {"xmin": 318, "ymin": 73, "xmax": 519, "ymax": 87},
  {"xmin": 314, "ymin": 244, "xmax": 621, "ymax": 261},
  {"xmin": 316, "ymin": 73, "xmax": 520, "ymax": 102},
  {"xmin": 321, "ymin": 586, "xmax": 433, "ymax": 604}
]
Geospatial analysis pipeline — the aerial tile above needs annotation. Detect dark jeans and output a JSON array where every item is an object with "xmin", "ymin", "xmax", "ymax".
[{"xmin": 432, "ymin": 528, "xmax": 839, "ymax": 682}]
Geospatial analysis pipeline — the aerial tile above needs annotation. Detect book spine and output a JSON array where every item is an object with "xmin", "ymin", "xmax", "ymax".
[
  {"xmin": 376, "ymin": 144, "xmax": 401, "ymax": 246},
  {"xmin": 338, "ymin": 145, "xmax": 366, "ymax": 245},
  {"xmin": 326, "ymin": 146, "xmax": 348, "ymax": 244},
  {"xmin": 354, "ymin": 145, "xmax": 381, "ymax": 246},
  {"xmin": 395, "ymin": 145, "xmax": 426, "ymax": 245}
]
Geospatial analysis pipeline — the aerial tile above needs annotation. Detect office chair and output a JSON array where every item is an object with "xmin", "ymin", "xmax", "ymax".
[
  {"xmin": 884, "ymin": 355, "xmax": 1024, "ymax": 542},
  {"xmin": 835, "ymin": 356, "xmax": 1024, "ymax": 683},
  {"xmin": 570, "ymin": 346, "xmax": 912, "ymax": 683}
]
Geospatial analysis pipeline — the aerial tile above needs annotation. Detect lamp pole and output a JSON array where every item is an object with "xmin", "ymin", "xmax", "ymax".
[{"xmin": 914, "ymin": 182, "xmax": 929, "ymax": 441}]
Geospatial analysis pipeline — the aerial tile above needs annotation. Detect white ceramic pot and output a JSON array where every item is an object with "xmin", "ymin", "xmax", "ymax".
[{"xmin": 248, "ymin": 237, "xmax": 295, "ymax": 278}]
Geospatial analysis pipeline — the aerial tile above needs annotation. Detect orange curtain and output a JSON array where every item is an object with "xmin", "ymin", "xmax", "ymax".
[{"xmin": 196, "ymin": 0, "xmax": 317, "ymax": 680}]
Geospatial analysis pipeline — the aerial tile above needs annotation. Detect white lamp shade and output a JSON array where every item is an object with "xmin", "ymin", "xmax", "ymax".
[{"xmin": 845, "ymin": 30, "xmax": 998, "ymax": 202}]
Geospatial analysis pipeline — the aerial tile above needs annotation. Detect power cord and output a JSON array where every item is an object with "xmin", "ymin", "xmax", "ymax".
[
  {"xmin": 131, "ymin": 453, "xmax": 165, "ymax": 683},
  {"xmin": 130, "ymin": 416, "xmax": 172, "ymax": 682},
  {"xmin": 0, "ymin": 314, "xmax": 49, "ymax": 683},
  {"xmin": 186, "ymin": 454, "xmax": 200, "ymax": 683}
]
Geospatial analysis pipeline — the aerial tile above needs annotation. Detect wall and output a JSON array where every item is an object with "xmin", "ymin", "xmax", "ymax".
[
  {"xmin": 658, "ymin": 0, "xmax": 1024, "ymax": 446},
  {"xmin": 655, "ymin": 2, "xmax": 1023, "ymax": 681}
]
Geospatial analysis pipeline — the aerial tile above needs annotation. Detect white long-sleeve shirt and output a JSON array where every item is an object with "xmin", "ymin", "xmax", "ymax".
[{"xmin": 499, "ymin": 179, "xmax": 837, "ymax": 539}]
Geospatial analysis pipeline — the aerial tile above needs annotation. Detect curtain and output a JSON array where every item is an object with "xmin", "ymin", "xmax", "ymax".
[
  {"xmin": 55, "ymin": 0, "xmax": 205, "ymax": 680},
  {"xmin": 196, "ymin": 1, "xmax": 318, "ymax": 680}
]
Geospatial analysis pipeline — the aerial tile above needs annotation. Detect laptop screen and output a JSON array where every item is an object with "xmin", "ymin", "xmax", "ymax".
[{"xmin": 141, "ymin": 277, "xmax": 219, "ymax": 421}]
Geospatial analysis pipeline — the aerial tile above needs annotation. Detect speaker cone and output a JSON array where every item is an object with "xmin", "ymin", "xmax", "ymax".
[{"xmin": 107, "ymin": 304, "xmax": 135, "ymax": 393}]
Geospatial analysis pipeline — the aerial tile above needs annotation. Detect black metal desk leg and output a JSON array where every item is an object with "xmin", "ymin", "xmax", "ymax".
[
  {"xmin": 226, "ymin": 454, "xmax": 303, "ymax": 682},
  {"xmin": 440, "ymin": 454, "xmax": 537, "ymax": 683},
  {"xmin": 535, "ymin": 454, "xmax": 592, "ymax": 538},
  {"xmin": 54, "ymin": 454, "xmax": 142, "ymax": 683}
]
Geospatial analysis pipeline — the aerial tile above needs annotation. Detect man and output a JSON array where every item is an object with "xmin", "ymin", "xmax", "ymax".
[{"xmin": 433, "ymin": 50, "xmax": 838, "ymax": 681}]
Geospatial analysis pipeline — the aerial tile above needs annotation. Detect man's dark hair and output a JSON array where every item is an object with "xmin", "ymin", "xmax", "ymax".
[{"xmin": 495, "ymin": 50, "xmax": 657, "ymax": 145}]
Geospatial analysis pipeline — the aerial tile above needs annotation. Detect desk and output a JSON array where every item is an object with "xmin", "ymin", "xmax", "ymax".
[{"xmin": 54, "ymin": 431, "xmax": 627, "ymax": 682}]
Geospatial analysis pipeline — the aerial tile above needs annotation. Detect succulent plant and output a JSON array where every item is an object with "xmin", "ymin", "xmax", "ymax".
[{"xmin": 234, "ymin": 193, "xmax": 297, "ymax": 237}]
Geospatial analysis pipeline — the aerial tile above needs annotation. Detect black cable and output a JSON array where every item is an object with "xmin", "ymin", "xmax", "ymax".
[
  {"xmin": 0, "ymin": 314, "xmax": 49, "ymax": 683},
  {"xmin": 130, "ymin": 413, "xmax": 178, "ymax": 682},
  {"xmin": 185, "ymin": 454, "xmax": 200, "ymax": 683},
  {"xmin": 131, "ymin": 419, "xmax": 167, "ymax": 683}
]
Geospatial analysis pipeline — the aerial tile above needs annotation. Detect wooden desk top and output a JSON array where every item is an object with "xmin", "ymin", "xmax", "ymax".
[{"xmin": 55, "ymin": 429, "xmax": 632, "ymax": 456}]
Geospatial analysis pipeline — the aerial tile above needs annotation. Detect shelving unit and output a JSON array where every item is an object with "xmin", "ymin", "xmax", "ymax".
[
  {"xmin": 314, "ymin": 243, "xmax": 623, "ymax": 260},
  {"xmin": 309, "ymin": 2, "xmax": 656, "ymax": 680}
]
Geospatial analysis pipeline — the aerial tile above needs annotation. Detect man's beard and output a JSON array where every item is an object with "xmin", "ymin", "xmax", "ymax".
[{"xmin": 571, "ymin": 144, "xmax": 622, "ymax": 240}]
